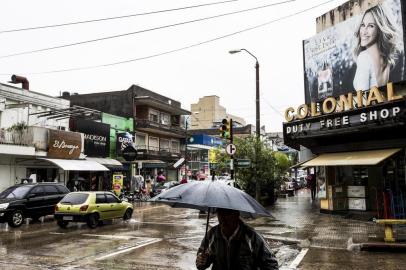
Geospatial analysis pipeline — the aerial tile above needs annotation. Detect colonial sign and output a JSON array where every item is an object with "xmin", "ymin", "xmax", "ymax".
[
  {"xmin": 48, "ymin": 129, "xmax": 82, "ymax": 159},
  {"xmin": 285, "ymin": 83, "xmax": 403, "ymax": 122},
  {"xmin": 70, "ymin": 119, "xmax": 110, "ymax": 157},
  {"xmin": 283, "ymin": 83, "xmax": 406, "ymax": 142}
]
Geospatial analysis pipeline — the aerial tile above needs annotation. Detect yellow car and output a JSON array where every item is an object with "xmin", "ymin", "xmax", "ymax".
[{"xmin": 54, "ymin": 191, "xmax": 133, "ymax": 228}]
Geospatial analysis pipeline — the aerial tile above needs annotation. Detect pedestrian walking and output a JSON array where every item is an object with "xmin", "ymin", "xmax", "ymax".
[
  {"xmin": 307, "ymin": 174, "xmax": 317, "ymax": 201},
  {"xmin": 196, "ymin": 208, "xmax": 279, "ymax": 270}
]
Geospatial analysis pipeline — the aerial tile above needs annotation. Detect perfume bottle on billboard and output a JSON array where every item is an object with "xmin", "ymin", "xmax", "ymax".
[{"xmin": 317, "ymin": 62, "xmax": 333, "ymax": 100}]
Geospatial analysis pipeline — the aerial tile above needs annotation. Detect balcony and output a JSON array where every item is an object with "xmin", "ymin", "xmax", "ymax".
[
  {"xmin": 135, "ymin": 119, "xmax": 186, "ymax": 138},
  {"xmin": 136, "ymin": 144, "xmax": 182, "ymax": 161},
  {"xmin": 0, "ymin": 128, "xmax": 33, "ymax": 146}
]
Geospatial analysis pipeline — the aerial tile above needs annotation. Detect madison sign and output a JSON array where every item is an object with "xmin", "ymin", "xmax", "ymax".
[
  {"xmin": 70, "ymin": 119, "xmax": 110, "ymax": 157},
  {"xmin": 48, "ymin": 130, "xmax": 82, "ymax": 159}
]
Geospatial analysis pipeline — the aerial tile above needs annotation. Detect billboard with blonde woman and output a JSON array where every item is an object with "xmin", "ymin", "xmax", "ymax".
[{"xmin": 303, "ymin": 0, "xmax": 405, "ymax": 103}]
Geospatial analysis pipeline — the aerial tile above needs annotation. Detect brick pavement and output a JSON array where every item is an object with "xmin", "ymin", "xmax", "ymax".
[{"xmin": 258, "ymin": 189, "xmax": 388, "ymax": 249}]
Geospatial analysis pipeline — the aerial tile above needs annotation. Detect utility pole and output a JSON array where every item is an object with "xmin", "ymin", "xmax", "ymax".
[
  {"xmin": 184, "ymin": 118, "xmax": 189, "ymax": 181},
  {"xmin": 230, "ymin": 119, "xmax": 234, "ymax": 180},
  {"xmin": 255, "ymin": 58, "xmax": 261, "ymax": 201}
]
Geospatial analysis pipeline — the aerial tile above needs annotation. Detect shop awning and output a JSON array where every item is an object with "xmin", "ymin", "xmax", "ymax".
[
  {"xmin": 137, "ymin": 160, "xmax": 167, "ymax": 168},
  {"xmin": 289, "ymin": 160, "xmax": 309, "ymax": 170},
  {"xmin": 41, "ymin": 158, "xmax": 109, "ymax": 171},
  {"xmin": 85, "ymin": 157, "xmax": 123, "ymax": 168},
  {"xmin": 301, "ymin": 148, "xmax": 401, "ymax": 167}
]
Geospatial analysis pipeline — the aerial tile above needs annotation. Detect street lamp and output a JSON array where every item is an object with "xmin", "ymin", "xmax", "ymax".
[{"xmin": 229, "ymin": 48, "xmax": 261, "ymax": 201}]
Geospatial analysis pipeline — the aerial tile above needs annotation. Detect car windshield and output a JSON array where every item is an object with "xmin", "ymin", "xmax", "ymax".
[
  {"xmin": 0, "ymin": 185, "xmax": 32, "ymax": 199},
  {"xmin": 60, "ymin": 193, "xmax": 89, "ymax": 205}
]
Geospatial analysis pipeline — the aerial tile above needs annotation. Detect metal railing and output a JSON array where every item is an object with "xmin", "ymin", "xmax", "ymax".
[
  {"xmin": 137, "ymin": 144, "xmax": 180, "ymax": 155},
  {"xmin": 0, "ymin": 128, "xmax": 33, "ymax": 146},
  {"xmin": 135, "ymin": 119, "xmax": 185, "ymax": 134}
]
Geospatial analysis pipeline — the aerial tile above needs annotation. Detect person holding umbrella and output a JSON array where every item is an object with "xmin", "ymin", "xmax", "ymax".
[
  {"xmin": 196, "ymin": 208, "xmax": 278, "ymax": 270},
  {"xmin": 150, "ymin": 179, "xmax": 279, "ymax": 269}
]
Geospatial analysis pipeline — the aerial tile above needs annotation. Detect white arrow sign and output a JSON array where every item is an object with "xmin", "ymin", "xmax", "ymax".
[{"xmin": 226, "ymin": 144, "xmax": 237, "ymax": 155}]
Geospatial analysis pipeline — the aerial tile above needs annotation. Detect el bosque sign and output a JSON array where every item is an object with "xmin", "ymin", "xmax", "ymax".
[
  {"xmin": 48, "ymin": 130, "xmax": 82, "ymax": 159},
  {"xmin": 284, "ymin": 83, "xmax": 405, "ymax": 135}
]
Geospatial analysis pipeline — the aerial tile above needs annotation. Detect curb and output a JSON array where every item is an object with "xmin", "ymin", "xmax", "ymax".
[{"xmin": 360, "ymin": 242, "xmax": 406, "ymax": 252}]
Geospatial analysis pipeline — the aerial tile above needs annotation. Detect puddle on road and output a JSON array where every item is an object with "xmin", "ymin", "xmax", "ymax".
[{"xmin": 274, "ymin": 245, "xmax": 300, "ymax": 268}]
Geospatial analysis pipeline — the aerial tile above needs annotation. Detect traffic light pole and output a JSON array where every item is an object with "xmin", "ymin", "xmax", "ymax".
[{"xmin": 230, "ymin": 119, "xmax": 234, "ymax": 180}]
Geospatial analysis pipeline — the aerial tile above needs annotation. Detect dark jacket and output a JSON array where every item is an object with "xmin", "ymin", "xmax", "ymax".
[{"xmin": 197, "ymin": 222, "xmax": 279, "ymax": 270}]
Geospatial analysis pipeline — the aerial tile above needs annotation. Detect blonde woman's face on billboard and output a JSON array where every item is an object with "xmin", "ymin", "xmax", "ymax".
[{"xmin": 359, "ymin": 12, "xmax": 378, "ymax": 47}]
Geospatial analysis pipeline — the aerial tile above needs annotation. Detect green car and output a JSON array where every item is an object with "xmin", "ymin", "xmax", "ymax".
[{"xmin": 54, "ymin": 191, "xmax": 133, "ymax": 229}]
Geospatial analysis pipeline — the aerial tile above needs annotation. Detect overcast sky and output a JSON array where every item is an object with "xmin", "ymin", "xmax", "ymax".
[{"xmin": 0, "ymin": 0, "xmax": 348, "ymax": 132}]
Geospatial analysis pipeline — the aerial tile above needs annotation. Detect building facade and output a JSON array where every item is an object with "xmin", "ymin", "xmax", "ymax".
[
  {"xmin": 190, "ymin": 95, "xmax": 246, "ymax": 129},
  {"xmin": 65, "ymin": 85, "xmax": 190, "ymax": 183}
]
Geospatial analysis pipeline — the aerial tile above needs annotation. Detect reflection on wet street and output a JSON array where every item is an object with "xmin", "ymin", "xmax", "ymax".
[{"xmin": 1, "ymin": 193, "xmax": 405, "ymax": 269}]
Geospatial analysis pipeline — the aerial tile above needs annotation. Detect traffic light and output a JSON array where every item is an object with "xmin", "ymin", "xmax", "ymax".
[{"xmin": 220, "ymin": 119, "xmax": 230, "ymax": 139}]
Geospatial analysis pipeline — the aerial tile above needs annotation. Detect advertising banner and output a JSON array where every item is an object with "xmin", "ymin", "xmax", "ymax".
[
  {"xmin": 112, "ymin": 174, "xmax": 124, "ymax": 196},
  {"xmin": 116, "ymin": 132, "xmax": 136, "ymax": 157},
  {"xmin": 48, "ymin": 130, "xmax": 82, "ymax": 159},
  {"xmin": 303, "ymin": 0, "xmax": 405, "ymax": 103},
  {"xmin": 70, "ymin": 119, "xmax": 110, "ymax": 157}
]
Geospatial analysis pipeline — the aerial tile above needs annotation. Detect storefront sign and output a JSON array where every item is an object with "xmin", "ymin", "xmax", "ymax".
[
  {"xmin": 70, "ymin": 119, "xmax": 110, "ymax": 157},
  {"xmin": 286, "ymin": 105, "xmax": 402, "ymax": 135},
  {"xmin": 348, "ymin": 198, "xmax": 367, "ymax": 211},
  {"xmin": 116, "ymin": 132, "xmax": 135, "ymax": 157},
  {"xmin": 112, "ymin": 174, "xmax": 124, "ymax": 196},
  {"xmin": 48, "ymin": 130, "xmax": 82, "ymax": 159},
  {"xmin": 347, "ymin": 186, "xmax": 366, "ymax": 198},
  {"xmin": 285, "ymin": 83, "xmax": 403, "ymax": 122}
]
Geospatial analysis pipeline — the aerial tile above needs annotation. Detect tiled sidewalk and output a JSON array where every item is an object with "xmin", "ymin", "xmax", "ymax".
[{"xmin": 255, "ymin": 189, "xmax": 392, "ymax": 249}]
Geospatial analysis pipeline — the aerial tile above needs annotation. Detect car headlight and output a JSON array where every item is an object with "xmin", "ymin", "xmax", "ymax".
[{"xmin": 0, "ymin": 203, "xmax": 9, "ymax": 210}]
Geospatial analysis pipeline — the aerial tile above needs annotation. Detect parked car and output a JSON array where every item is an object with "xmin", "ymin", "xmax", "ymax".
[
  {"xmin": 54, "ymin": 191, "xmax": 133, "ymax": 229},
  {"xmin": 0, "ymin": 183, "xmax": 70, "ymax": 227}
]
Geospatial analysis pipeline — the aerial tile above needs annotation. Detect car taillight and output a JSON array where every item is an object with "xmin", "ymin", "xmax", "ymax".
[
  {"xmin": 80, "ymin": 205, "xmax": 89, "ymax": 211},
  {"xmin": 55, "ymin": 205, "xmax": 59, "ymax": 211}
]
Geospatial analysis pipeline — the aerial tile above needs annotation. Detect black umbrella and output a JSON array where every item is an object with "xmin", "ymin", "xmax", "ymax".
[{"xmin": 150, "ymin": 180, "xmax": 272, "ymax": 250}]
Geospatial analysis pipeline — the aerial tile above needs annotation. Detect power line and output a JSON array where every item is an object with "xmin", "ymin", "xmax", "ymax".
[
  {"xmin": 0, "ymin": 0, "xmax": 238, "ymax": 34},
  {"xmin": 0, "ymin": 0, "xmax": 334, "ymax": 76},
  {"xmin": 260, "ymin": 91, "xmax": 285, "ymax": 117},
  {"xmin": 0, "ymin": 0, "xmax": 295, "ymax": 59}
]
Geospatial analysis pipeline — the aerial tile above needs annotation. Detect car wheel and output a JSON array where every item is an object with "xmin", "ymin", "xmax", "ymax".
[
  {"xmin": 87, "ymin": 214, "xmax": 99, "ymax": 229},
  {"xmin": 8, "ymin": 210, "xmax": 25, "ymax": 227},
  {"xmin": 57, "ymin": 220, "xmax": 69, "ymax": 228},
  {"xmin": 123, "ymin": 209, "xmax": 133, "ymax": 221}
]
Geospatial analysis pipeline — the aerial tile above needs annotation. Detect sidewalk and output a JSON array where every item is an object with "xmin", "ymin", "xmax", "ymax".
[{"xmin": 255, "ymin": 189, "xmax": 406, "ymax": 269}]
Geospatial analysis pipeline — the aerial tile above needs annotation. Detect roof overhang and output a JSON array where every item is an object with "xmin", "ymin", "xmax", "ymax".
[
  {"xmin": 302, "ymin": 148, "xmax": 401, "ymax": 167},
  {"xmin": 85, "ymin": 157, "xmax": 123, "ymax": 168},
  {"xmin": 40, "ymin": 158, "xmax": 109, "ymax": 171},
  {"xmin": 133, "ymin": 96, "xmax": 190, "ymax": 115}
]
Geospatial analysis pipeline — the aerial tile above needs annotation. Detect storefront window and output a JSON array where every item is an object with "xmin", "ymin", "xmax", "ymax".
[
  {"xmin": 136, "ymin": 133, "xmax": 146, "ymax": 149},
  {"xmin": 160, "ymin": 113, "xmax": 170, "ymax": 126},
  {"xmin": 149, "ymin": 137, "xmax": 159, "ymax": 151},
  {"xmin": 352, "ymin": 167, "xmax": 368, "ymax": 186},
  {"xmin": 149, "ymin": 109, "xmax": 159, "ymax": 123},
  {"xmin": 160, "ymin": 139, "xmax": 170, "ymax": 152},
  {"xmin": 171, "ymin": 140, "xmax": 180, "ymax": 153}
]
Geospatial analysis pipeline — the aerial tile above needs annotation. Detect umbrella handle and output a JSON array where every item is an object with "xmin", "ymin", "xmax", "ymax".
[{"xmin": 203, "ymin": 207, "xmax": 210, "ymax": 251}]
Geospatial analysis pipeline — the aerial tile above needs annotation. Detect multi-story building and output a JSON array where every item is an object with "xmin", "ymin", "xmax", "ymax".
[
  {"xmin": 65, "ymin": 85, "xmax": 190, "ymax": 182},
  {"xmin": 190, "ymin": 95, "xmax": 246, "ymax": 129},
  {"xmin": 0, "ymin": 79, "xmax": 110, "ymax": 192}
]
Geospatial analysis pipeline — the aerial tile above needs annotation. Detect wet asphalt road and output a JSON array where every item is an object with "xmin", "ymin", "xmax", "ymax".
[
  {"xmin": 0, "ymin": 203, "xmax": 206, "ymax": 270},
  {"xmin": 1, "ymin": 193, "xmax": 406, "ymax": 270}
]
